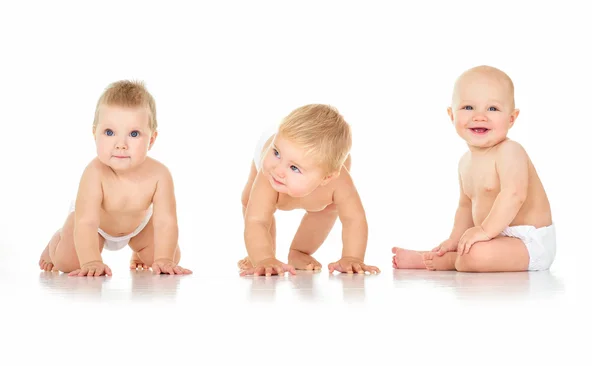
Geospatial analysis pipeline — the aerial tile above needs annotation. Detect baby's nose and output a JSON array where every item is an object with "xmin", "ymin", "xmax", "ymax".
[
  {"xmin": 275, "ymin": 165, "xmax": 286, "ymax": 178},
  {"xmin": 473, "ymin": 113, "xmax": 488, "ymax": 121}
]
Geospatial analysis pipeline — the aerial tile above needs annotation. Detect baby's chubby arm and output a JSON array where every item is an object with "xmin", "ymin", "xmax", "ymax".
[
  {"xmin": 481, "ymin": 141, "xmax": 529, "ymax": 238},
  {"xmin": 244, "ymin": 172, "xmax": 278, "ymax": 265},
  {"xmin": 73, "ymin": 161, "xmax": 104, "ymax": 267},
  {"xmin": 330, "ymin": 173, "xmax": 379, "ymax": 273},
  {"xmin": 151, "ymin": 165, "xmax": 179, "ymax": 263}
]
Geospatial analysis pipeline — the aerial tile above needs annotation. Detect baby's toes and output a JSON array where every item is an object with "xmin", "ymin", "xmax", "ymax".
[{"xmin": 422, "ymin": 252, "xmax": 434, "ymax": 261}]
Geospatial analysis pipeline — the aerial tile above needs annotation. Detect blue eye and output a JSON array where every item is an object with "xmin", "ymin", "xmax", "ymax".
[
  {"xmin": 464, "ymin": 106, "xmax": 473, "ymax": 110},
  {"xmin": 104, "ymin": 129, "xmax": 114, "ymax": 136},
  {"xmin": 290, "ymin": 165, "xmax": 301, "ymax": 173},
  {"xmin": 488, "ymin": 106, "xmax": 498, "ymax": 111},
  {"xmin": 130, "ymin": 131, "xmax": 140, "ymax": 137},
  {"xmin": 273, "ymin": 149, "xmax": 280, "ymax": 158}
]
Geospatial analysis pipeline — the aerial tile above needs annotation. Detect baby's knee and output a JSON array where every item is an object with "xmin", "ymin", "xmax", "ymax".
[
  {"xmin": 52, "ymin": 257, "xmax": 79, "ymax": 274},
  {"xmin": 455, "ymin": 253, "xmax": 482, "ymax": 272}
]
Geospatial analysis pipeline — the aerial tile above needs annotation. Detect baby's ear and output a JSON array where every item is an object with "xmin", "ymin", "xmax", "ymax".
[
  {"xmin": 148, "ymin": 130, "xmax": 158, "ymax": 150},
  {"xmin": 321, "ymin": 170, "xmax": 340, "ymax": 186},
  {"xmin": 509, "ymin": 109, "xmax": 520, "ymax": 128},
  {"xmin": 447, "ymin": 107, "xmax": 454, "ymax": 122}
]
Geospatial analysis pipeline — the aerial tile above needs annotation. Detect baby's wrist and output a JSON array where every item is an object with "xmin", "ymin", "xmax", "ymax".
[
  {"xmin": 153, "ymin": 257, "xmax": 175, "ymax": 264},
  {"xmin": 80, "ymin": 259, "xmax": 103, "ymax": 267},
  {"xmin": 478, "ymin": 225, "xmax": 493, "ymax": 239}
]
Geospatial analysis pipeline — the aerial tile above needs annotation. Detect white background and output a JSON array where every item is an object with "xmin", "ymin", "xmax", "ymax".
[{"xmin": 0, "ymin": 1, "xmax": 597, "ymax": 365}]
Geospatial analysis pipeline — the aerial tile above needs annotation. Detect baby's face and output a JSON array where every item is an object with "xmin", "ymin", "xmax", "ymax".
[
  {"xmin": 261, "ymin": 135, "xmax": 332, "ymax": 197},
  {"xmin": 94, "ymin": 105, "xmax": 156, "ymax": 171},
  {"xmin": 449, "ymin": 74, "xmax": 518, "ymax": 149}
]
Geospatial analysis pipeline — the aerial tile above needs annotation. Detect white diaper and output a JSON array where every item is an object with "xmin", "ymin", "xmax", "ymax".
[
  {"xmin": 253, "ymin": 125, "xmax": 278, "ymax": 170},
  {"xmin": 500, "ymin": 224, "xmax": 556, "ymax": 271},
  {"xmin": 68, "ymin": 201, "xmax": 153, "ymax": 251}
]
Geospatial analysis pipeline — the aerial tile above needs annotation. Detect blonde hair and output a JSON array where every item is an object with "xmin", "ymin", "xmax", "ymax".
[
  {"xmin": 93, "ymin": 80, "xmax": 157, "ymax": 131},
  {"xmin": 278, "ymin": 104, "xmax": 352, "ymax": 174}
]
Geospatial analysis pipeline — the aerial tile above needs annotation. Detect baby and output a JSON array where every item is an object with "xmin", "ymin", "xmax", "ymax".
[
  {"xmin": 38, "ymin": 80, "xmax": 192, "ymax": 276},
  {"xmin": 238, "ymin": 104, "xmax": 380, "ymax": 276},
  {"xmin": 392, "ymin": 65, "xmax": 555, "ymax": 272}
]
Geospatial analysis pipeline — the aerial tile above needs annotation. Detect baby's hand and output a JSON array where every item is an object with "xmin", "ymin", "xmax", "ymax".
[
  {"xmin": 151, "ymin": 258, "xmax": 193, "ymax": 275},
  {"xmin": 431, "ymin": 239, "xmax": 458, "ymax": 256},
  {"xmin": 328, "ymin": 257, "xmax": 380, "ymax": 274},
  {"xmin": 239, "ymin": 257, "xmax": 296, "ymax": 277},
  {"xmin": 457, "ymin": 226, "xmax": 490, "ymax": 255},
  {"xmin": 69, "ymin": 261, "xmax": 112, "ymax": 277}
]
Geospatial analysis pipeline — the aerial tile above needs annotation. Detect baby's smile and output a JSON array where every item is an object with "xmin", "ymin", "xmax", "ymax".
[{"xmin": 469, "ymin": 127, "xmax": 489, "ymax": 135}]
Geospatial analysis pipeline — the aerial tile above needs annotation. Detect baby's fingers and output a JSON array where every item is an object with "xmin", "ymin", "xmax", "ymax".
[
  {"xmin": 328, "ymin": 262, "xmax": 342, "ymax": 273},
  {"xmin": 351, "ymin": 263, "xmax": 364, "ymax": 274},
  {"xmin": 363, "ymin": 264, "xmax": 380, "ymax": 274},
  {"xmin": 464, "ymin": 242, "xmax": 474, "ymax": 254},
  {"xmin": 282, "ymin": 264, "xmax": 296, "ymax": 275},
  {"xmin": 239, "ymin": 268, "xmax": 255, "ymax": 277},
  {"xmin": 265, "ymin": 267, "xmax": 274, "ymax": 277},
  {"xmin": 68, "ymin": 269, "xmax": 81, "ymax": 277}
]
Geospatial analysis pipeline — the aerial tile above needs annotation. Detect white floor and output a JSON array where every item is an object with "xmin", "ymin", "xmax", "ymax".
[{"xmin": 0, "ymin": 251, "xmax": 595, "ymax": 365}]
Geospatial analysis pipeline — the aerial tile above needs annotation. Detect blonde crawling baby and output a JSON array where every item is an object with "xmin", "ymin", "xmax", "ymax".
[
  {"xmin": 39, "ymin": 80, "xmax": 192, "ymax": 276},
  {"xmin": 239, "ymin": 104, "xmax": 380, "ymax": 276},
  {"xmin": 393, "ymin": 65, "xmax": 555, "ymax": 272}
]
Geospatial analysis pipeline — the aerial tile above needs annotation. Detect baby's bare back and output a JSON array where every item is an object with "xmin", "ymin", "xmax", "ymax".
[
  {"xmin": 460, "ymin": 141, "xmax": 552, "ymax": 229},
  {"xmin": 95, "ymin": 158, "xmax": 160, "ymax": 236}
]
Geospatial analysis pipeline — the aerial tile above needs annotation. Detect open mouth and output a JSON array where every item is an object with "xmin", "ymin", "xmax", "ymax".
[{"xmin": 469, "ymin": 128, "xmax": 489, "ymax": 134}]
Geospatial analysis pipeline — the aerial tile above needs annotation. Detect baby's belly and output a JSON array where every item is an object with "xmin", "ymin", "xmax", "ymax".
[{"xmin": 99, "ymin": 210, "xmax": 149, "ymax": 236}]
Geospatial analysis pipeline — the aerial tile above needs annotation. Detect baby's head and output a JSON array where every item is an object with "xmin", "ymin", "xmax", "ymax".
[
  {"xmin": 447, "ymin": 65, "xmax": 519, "ymax": 149},
  {"xmin": 262, "ymin": 104, "xmax": 352, "ymax": 197},
  {"xmin": 92, "ymin": 80, "xmax": 157, "ymax": 171}
]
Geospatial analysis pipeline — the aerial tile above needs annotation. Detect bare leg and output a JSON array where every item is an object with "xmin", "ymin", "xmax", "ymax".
[
  {"xmin": 454, "ymin": 236, "xmax": 529, "ymax": 272},
  {"xmin": 421, "ymin": 236, "xmax": 529, "ymax": 272},
  {"xmin": 127, "ymin": 218, "xmax": 182, "ymax": 268},
  {"xmin": 39, "ymin": 212, "xmax": 104, "ymax": 273},
  {"xmin": 130, "ymin": 251, "xmax": 149, "ymax": 270},
  {"xmin": 288, "ymin": 204, "xmax": 338, "ymax": 271},
  {"xmin": 39, "ymin": 231, "xmax": 60, "ymax": 271},
  {"xmin": 391, "ymin": 247, "xmax": 427, "ymax": 269}
]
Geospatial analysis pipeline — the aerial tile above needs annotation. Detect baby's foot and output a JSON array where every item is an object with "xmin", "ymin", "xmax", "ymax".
[
  {"xmin": 39, "ymin": 244, "xmax": 54, "ymax": 271},
  {"xmin": 130, "ymin": 252, "xmax": 149, "ymax": 270},
  {"xmin": 422, "ymin": 251, "xmax": 455, "ymax": 271},
  {"xmin": 288, "ymin": 249, "xmax": 322, "ymax": 271},
  {"xmin": 391, "ymin": 247, "xmax": 426, "ymax": 269},
  {"xmin": 237, "ymin": 257, "xmax": 253, "ymax": 271}
]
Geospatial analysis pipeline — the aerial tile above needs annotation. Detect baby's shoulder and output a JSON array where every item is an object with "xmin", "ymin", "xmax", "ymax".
[
  {"xmin": 494, "ymin": 139, "xmax": 528, "ymax": 159},
  {"xmin": 83, "ymin": 157, "xmax": 109, "ymax": 177},
  {"xmin": 143, "ymin": 157, "xmax": 173, "ymax": 181}
]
